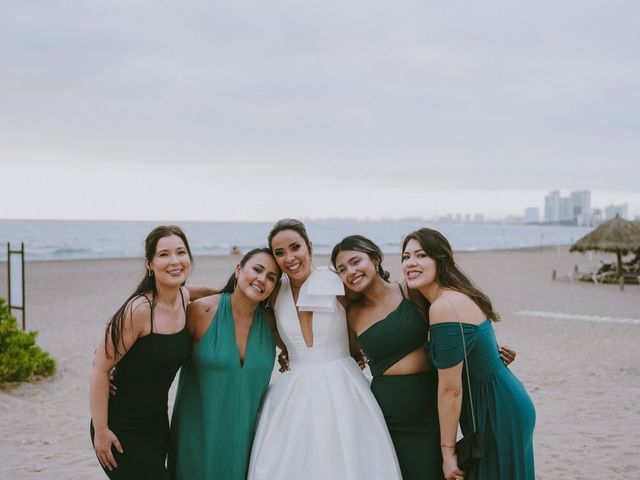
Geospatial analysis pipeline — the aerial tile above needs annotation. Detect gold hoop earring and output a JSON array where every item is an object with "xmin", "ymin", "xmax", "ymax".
[{"xmin": 148, "ymin": 268, "xmax": 153, "ymax": 277}]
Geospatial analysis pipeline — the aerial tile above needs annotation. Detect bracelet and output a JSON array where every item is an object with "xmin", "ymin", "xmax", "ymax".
[{"xmin": 440, "ymin": 443, "xmax": 456, "ymax": 449}]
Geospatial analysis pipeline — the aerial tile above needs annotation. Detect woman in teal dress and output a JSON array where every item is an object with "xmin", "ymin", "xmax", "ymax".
[
  {"xmin": 402, "ymin": 228, "xmax": 536, "ymax": 480},
  {"xmin": 168, "ymin": 248, "xmax": 282, "ymax": 480}
]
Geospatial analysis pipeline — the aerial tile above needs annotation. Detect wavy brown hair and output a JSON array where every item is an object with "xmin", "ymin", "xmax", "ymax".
[{"xmin": 402, "ymin": 228, "xmax": 500, "ymax": 322}]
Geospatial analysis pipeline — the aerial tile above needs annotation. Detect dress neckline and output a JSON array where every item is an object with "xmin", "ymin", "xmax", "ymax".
[{"xmin": 357, "ymin": 297, "xmax": 409, "ymax": 339}]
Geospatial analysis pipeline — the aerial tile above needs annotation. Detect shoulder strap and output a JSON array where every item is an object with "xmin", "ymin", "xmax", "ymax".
[
  {"xmin": 398, "ymin": 283, "xmax": 407, "ymax": 300},
  {"xmin": 143, "ymin": 294, "xmax": 154, "ymax": 333},
  {"xmin": 441, "ymin": 297, "xmax": 478, "ymax": 434},
  {"xmin": 179, "ymin": 287, "xmax": 186, "ymax": 312}
]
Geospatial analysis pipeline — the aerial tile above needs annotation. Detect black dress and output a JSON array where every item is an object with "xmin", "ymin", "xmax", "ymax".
[{"xmin": 90, "ymin": 299, "xmax": 189, "ymax": 480}]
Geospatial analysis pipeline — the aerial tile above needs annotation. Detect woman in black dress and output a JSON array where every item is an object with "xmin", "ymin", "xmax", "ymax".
[{"xmin": 89, "ymin": 225, "xmax": 192, "ymax": 479}]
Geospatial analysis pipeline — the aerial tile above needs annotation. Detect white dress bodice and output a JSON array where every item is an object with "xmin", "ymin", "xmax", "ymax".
[{"xmin": 274, "ymin": 269, "xmax": 350, "ymax": 367}]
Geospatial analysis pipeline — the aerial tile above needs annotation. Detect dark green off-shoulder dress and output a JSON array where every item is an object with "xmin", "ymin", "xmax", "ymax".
[
  {"xmin": 429, "ymin": 320, "xmax": 536, "ymax": 480},
  {"xmin": 357, "ymin": 286, "xmax": 444, "ymax": 480}
]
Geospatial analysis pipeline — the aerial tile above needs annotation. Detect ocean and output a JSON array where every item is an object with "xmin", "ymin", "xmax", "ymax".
[{"xmin": 0, "ymin": 219, "xmax": 593, "ymax": 262}]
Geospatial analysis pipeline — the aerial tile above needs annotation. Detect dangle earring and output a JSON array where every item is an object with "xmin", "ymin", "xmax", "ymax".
[
  {"xmin": 148, "ymin": 268, "xmax": 153, "ymax": 277},
  {"xmin": 233, "ymin": 275, "xmax": 238, "ymax": 292}
]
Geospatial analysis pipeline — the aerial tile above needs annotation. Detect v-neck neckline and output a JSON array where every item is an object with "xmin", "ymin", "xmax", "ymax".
[
  {"xmin": 287, "ymin": 275, "xmax": 315, "ymax": 349},
  {"xmin": 228, "ymin": 294, "xmax": 260, "ymax": 369}
]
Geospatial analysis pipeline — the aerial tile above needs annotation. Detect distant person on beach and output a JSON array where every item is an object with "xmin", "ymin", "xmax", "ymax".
[
  {"xmin": 402, "ymin": 228, "xmax": 535, "ymax": 480},
  {"xmin": 330, "ymin": 235, "xmax": 517, "ymax": 480},
  {"xmin": 168, "ymin": 248, "xmax": 282, "ymax": 480},
  {"xmin": 89, "ymin": 225, "xmax": 192, "ymax": 479},
  {"xmin": 230, "ymin": 245, "xmax": 242, "ymax": 255},
  {"xmin": 247, "ymin": 219, "xmax": 402, "ymax": 479}
]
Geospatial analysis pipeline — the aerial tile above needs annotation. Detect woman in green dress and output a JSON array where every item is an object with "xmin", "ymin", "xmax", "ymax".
[
  {"xmin": 402, "ymin": 228, "xmax": 536, "ymax": 480},
  {"xmin": 331, "ymin": 235, "xmax": 443, "ymax": 480},
  {"xmin": 168, "ymin": 248, "xmax": 282, "ymax": 480}
]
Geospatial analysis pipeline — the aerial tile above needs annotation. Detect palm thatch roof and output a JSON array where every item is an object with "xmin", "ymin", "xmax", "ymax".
[{"xmin": 570, "ymin": 215, "xmax": 640, "ymax": 255}]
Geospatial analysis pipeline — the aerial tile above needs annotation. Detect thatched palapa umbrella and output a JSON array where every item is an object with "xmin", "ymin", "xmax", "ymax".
[{"xmin": 570, "ymin": 214, "xmax": 640, "ymax": 278}]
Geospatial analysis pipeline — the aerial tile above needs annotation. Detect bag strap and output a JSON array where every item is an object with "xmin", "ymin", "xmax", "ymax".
[{"xmin": 442, "ymin": 297, "xmax": 478, "ymax": 434}]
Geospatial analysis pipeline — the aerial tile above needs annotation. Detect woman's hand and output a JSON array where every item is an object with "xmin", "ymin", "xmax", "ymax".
[
  {"xmin": 355, "ymin": 351, "xmax": 368, "ymax": 370},
  {"xmin": 108, "ymin": 367, "xmax": 117, "ymax": 396},
  {"xmin": 277, "ymin": 349, "xmax": 289, "ymax": 373},
  {"xmin": 93, "ymin": 427, "xmax": 123, "ymax": 471},
  {"xmin": 498, "ymin": 345, "xmax": 517, "ymax": 366},
  {"xmin": 442, "ymin": 452, "xmax": 465, "ymax": 480}
]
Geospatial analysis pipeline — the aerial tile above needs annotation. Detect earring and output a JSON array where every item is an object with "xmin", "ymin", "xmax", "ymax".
[
  {"xmin": 233, "ymin": 275, "xmax": 238, "ymax": 291},
  {"xmin": 148, "ymin": 268, "xmax": 153, "ymax": 277}
]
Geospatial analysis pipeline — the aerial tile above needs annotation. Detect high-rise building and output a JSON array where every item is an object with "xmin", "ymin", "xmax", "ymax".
[
  {"xmin": 571, "ymin": 191, "xmax": 591, "ymax": 225},
  {"xmin": 544, "ymin": 190, "xmax": 592, "ymax": 225},
  {"xmin": 524, "ymin": 207, "xmax": 540, "ymax": 223},
  {"xmin": 604, "ymin": 204, "xmax": 628, "ymax": 220},
  {"xmin": 544, "ymin": 191, "xmax": 561, "ymax": 222}
]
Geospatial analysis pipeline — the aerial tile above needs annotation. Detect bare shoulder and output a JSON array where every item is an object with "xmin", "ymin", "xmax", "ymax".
[
  {"xmin": 126, "ymin": 295, "xmax": 152, "ymax": 334},
  {"xmin": 346, "ymin": 299, "xmax": 366, "ymax": 330},
  {"xmin": 188, "ymin": 294, "xmax": 221, "ymax": 317},
  {"xmin": 187, "ymin": 294, "xmax": 221, "ymax": 338},
  {"xmin": 181, "ymin": 286, "xmax": 191, "ymax": 305},
  {"xmin": 428, "ymin": 294, "xmax": 460, "ymax": 325},
  {"xmin": 431, "ymin": 290, "xmax": 484, "ymax": 325}
]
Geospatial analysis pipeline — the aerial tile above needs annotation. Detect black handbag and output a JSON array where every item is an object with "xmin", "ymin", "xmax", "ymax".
[
  {"xmin": 456, "ymin": 430, "xmax": 484, "ymax": 471},
  {"xmin": 451, "ymin": 304, "xmax": 485, "ymax": 471}
]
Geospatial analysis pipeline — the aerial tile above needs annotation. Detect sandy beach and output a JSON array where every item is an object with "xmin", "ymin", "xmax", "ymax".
[{"xmin": 1, "ymin": 247, "xmax": 639, "ymax": 480}]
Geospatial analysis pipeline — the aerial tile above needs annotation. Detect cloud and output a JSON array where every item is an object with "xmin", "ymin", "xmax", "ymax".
[{"xmin": 0, "ymin": 0, "xmax": 638, "ymax": 220}]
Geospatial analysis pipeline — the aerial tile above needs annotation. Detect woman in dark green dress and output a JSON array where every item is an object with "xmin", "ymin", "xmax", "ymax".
[
  {"xmin": 168, "ymin": 248, "xmax": 281, "ymax": 480},
  {"xmin": 402, "ymin": 228, "xmax": 536, "ymax": 480},
  {"xmin": 331, "ymin": 235, "xmax": 443, "ymax": 480},
  {"xmin": 89, "ymin": 225, "xmax": 193, "ymax": 479}
]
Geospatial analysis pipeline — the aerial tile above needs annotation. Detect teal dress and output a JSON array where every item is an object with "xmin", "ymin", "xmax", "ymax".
[
  {"xmin": 429, "ymin": 320, "xmax": 536, "ymax": 480},
  {"xmin": 168, "ymin": 293, "xmax": 276, "ymax": 480},
  {"xmin": 357, "ymin": 286, "xmax": 443, "ymax": 480}
]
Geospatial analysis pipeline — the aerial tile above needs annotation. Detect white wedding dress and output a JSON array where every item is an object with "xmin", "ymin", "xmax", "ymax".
[{"xmin": 248, "ymin": 268, "xmax": 401, "ymax": 480}]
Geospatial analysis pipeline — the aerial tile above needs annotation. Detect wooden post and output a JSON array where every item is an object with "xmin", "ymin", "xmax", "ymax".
[{"xmin": 619, "ymin": 275, "xmax": 624, "ymax": 291}]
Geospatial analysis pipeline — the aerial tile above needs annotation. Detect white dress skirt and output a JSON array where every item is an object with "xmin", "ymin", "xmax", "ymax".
[{"xmin": 248, "ymin": 268, "xmax": 401, "ymax": 480}]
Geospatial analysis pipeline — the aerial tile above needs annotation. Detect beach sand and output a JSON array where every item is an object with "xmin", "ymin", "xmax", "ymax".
[{"xmin": 1, "ymin": 247, "xmax": 639, "ymax": 479}]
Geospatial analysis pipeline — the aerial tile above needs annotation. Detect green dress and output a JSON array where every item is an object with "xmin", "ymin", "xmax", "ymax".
[
  {"xmin": 357, "ymin": 286, "xmax": 443, "ymax": 480},
  {"xmin": 429, "ymin": 320, "xmax": 536, "ymax": 480},
  {"xmin": 168, "ymin": 293, "xmax": 276, "ymax": 480}
]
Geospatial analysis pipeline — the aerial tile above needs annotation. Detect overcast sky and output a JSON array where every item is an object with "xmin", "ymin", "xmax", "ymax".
[{"xmin": 1, "ymin": 0, "xmax": 638, "ymax": 221}]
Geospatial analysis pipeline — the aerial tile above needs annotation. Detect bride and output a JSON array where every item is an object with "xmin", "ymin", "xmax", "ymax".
[{"xmin": 247, "ymin": 219, "xmax": 401, "ymax": 480}]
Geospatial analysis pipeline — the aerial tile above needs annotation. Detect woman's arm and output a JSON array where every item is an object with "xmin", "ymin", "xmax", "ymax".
[
  {"xmin": 186, "ymin": 284, "xmax": 218, "ymax": 302},
  {"xmin": 430, "ymin": 300, "xmax": 466, "ymax": 479},
  {"xmin": 89, "ymin": 299, "xmax": 147, "ymax": 471},
  {"xmin": 345, "ymin": 304, "xmax": 367, "ymax": 369}
]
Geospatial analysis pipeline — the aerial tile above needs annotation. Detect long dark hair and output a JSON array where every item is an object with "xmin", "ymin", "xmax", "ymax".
[
  {"xmin": 402, "ymin": 228, "xmax": 500, "ymax": 322},
  {"xmin": 218, "ymin": 247, "xmax": 281, "ymax": 295},
  {"xmin": 268, "ymin": 218, "xmax": 312, "ymax": 252},
  {"xmin": 105, "ymin": 225, "xmax": 193, "ymax": 358},
  {"xmin": 330, "ymin": 235, "xmax": 390, "ymax": 281}
]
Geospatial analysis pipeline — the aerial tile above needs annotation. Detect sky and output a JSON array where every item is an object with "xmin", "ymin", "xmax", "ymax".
[{"xmin": 1, "ymin": 0, "xmax": 638, "ymax": 221}]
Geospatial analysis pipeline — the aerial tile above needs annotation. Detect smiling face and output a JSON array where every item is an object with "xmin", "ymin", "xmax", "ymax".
[
  {"xmin": 401, "ymin": 238, "xmax": 438, "ymax": 290},
  {"xmin": 148, "ymin": 234, "xmax": 191, "ymax": 287},
  {"xmin": 334, "ymin": 250, "xmax": 378, "ymax": 293},
  {"xmin": 270, "ymin": 229, "xmax": 313, "ymax": 285},
  {"xmin": 235, "ymin": 252, "xmax": 280, "ymax": 302}
]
